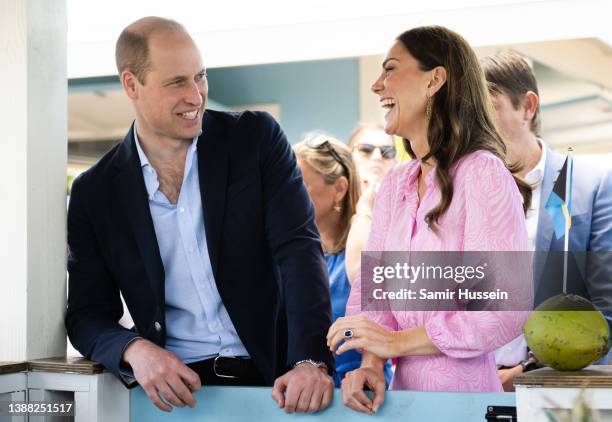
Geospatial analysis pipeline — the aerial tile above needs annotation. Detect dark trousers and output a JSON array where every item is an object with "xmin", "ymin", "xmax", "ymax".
[{"xmin": 187, "ymin": 357, "xmax": 266, "ymax": 387}]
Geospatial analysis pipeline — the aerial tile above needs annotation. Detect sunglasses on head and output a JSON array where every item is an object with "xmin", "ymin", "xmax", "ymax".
[
  {"xmin": 356, "ymin": 143, "xmax": 397, "ymax": 159},
  {"xmin": 305, "ymin": 137, "xmax": 350, "ymax": 176}
]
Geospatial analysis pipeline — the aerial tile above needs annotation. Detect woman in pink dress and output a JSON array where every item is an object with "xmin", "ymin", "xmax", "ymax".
[{"xmin": 326, "ymin": 26, "xmax": 532, "ymax": 414}]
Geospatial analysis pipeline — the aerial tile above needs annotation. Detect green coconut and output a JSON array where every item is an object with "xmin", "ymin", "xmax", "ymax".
[{"xmin": 524, "ymin": 294, "xmax": 611, "ymax": 371}]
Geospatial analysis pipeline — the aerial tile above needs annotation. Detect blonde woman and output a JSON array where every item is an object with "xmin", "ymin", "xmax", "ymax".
[{"xmin": 294, "ymin": 134, "xmax": 393, "ymax": 388}]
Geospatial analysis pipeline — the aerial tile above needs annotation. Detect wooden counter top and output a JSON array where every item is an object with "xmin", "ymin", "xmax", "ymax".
[
  {"xmin": 27, "ymin": 356, "xmax": 105, "ymax": 374},
  {"xmin": 0, "ymin": 361, "xmax": 27, "ymax": 375},
  {"xmin": 515, "ymin": 365, "xmax": 612, "ymax": 388}
]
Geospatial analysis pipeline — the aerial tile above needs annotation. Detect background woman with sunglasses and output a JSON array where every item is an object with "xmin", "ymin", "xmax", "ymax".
[
  {"xmin": 348, "ymin": 123, "xmax": 398, "ymax": 191},
  {"xmin": 326, "ymin": 26, "xmax": 532, "ymax": 414},
  {"xmin": 293, "ymin": 134, "xmax": 393, "ymax": 388},
  {"xmin": 345, "ymin": 124, "xmax": 398, "ymax": 284}
]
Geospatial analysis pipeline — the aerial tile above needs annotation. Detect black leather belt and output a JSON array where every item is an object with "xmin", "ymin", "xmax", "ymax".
[{"xmin": 187, "ymin": 356, "xmax": 265, "ymax": 386}]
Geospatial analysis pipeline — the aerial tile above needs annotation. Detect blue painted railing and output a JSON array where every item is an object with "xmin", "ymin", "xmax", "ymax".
[{"xmin": 131, "ymin": 387, "xmax": 515, "ymax": 421}]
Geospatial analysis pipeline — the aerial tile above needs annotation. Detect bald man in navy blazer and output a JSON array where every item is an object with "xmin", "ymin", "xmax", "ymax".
[{"xmin": 66, "ymin": 17, "xmax": 334, "ymax": 413}]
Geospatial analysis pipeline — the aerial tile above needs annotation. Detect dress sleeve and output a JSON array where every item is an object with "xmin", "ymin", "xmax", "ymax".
[
  {"xmin": 424, "ymin": 152, "xmax": 531, "ymax": 357},
  {"xmin": 345, "ymin": 167, "xmax": 399, "ymax": 331}
]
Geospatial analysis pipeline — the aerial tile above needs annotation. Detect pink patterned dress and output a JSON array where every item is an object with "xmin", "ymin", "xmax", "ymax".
[{"xmin": 346, "ymin": 150, "xmax": 529, "ymax": 392}]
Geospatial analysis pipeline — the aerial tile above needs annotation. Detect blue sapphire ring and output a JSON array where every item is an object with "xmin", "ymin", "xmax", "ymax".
[{"xmin": 343, "ymin": 329, "xmax": 354, "ymax": 339}]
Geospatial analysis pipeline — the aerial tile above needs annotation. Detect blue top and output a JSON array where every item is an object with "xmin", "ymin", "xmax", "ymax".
[
  {"xmin": 326, "ymin": 250, "xmax": 393, "ymax": 387},
  {"xmin": 134, "ymin": 127, "xmax": 249, "ymax": 362}
]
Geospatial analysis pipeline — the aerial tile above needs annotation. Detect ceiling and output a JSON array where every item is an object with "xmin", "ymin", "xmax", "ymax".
[
  {"xmin": 476, "ymin": 38, "xmax": 612, "ymax": 154},
  {"xmin": 70, "ymin": 90, "xmax": 133, "ymax": 143},
  {"xmin": 66, "ymin": 0, "xmax": 611, "ymax": 77}
]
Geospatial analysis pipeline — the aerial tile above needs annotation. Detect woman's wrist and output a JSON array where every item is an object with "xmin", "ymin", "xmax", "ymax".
[
  {"xmin": 392, "ymin": 329, "xmax": 412, "ymax": 356},
  {"xmin": 393, "ymin": 326, "xmax": 440, "ymax": 357}
]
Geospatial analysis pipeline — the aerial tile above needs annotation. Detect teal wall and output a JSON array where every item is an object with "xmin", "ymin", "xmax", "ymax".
[
  {"xmin": 206, "ymin": 58, "xmax": 360, "ymax": 143},
  {"xmin": 67, "ymin": 76, "xmax": 229, "ymax": 111},
  {"xmin": 68, "ymin": 57, "xmax": 360, "ymax": 144}
]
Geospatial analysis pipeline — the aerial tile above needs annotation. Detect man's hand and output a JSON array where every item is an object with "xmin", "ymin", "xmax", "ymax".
[
  {"xmin": 271, "ymin": 363, "xmax": 334, "ymax": 413},
  {"xmin": 122, "ymin": 339, "xmax": 201, "ymax": 412},
  {"xmin": 341, "ymin": 366, "xmax": 386, "ymax": 414},
  {"xmin": 498, "ymin": 365, "xmax": 523, "ymax": 392}
]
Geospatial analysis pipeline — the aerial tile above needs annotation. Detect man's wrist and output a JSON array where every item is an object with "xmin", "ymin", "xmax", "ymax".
[
  {"xmin": 361, "ymin": 351, "xmax": 385, "ymax": 370},
  {"xmin": 519, "ymin": 356, "xmax": 539, "ymax": 373},
  {"xmin": 122, "ymin": 337, "xmax": 146, "ymax": 366},
  {"xmin": 293, "ymin": 359, "xmax": 328, "ymax": 372}
]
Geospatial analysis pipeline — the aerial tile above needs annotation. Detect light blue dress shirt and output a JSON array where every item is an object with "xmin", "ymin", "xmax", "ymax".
[{"xmin": 134, "ymin": 127, "xmax": 249, "ymax": 363}]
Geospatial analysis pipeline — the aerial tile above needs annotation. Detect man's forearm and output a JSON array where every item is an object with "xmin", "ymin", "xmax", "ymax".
[{"xmin": 361, "ymin": 351, "xmax": 386, "ymax": 370}]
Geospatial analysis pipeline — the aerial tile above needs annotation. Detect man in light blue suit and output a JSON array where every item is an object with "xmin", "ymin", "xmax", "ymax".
[
  {"xmin": 482, "ymin": 51, "xmax": 612, "ymax": 390},
  {"xmin": 534, "ymin": 147, "xmax": 612, "ymax": 316}
]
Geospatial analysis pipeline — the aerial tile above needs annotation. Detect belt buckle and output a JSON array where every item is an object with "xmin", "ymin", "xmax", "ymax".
[{"xmin": 213, "ymin": 355, "xmax": 239, "ymax": 379}]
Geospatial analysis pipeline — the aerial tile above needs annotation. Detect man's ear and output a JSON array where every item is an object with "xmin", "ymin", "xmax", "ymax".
[
  {"xmin": 522, "ymin": 91, "xmax": 539, "ymax": 123},
  {"xmin": 427, "ymin": 66, "xmax": 447, "ymax": 96},
  {"xmin": 121, "ymin": 70, "xmax": 140, "ymax": 100}
]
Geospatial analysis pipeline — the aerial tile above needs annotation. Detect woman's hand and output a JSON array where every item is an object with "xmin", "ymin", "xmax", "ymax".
[
  {"xmin": 355, "ymin": 179, "xmax": 380, "ymax": 216},
  {"xmin": 341, "ymin": 365, "xmax": 386, "ymax": 414},
  {"xmin": 327, "ymin": 315, "xmax": 401, "ymax": 359}
]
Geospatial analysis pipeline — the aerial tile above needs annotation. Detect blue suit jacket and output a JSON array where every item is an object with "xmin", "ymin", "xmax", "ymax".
[
  {"xmin": 534, "ymin": 144, "xmax": 612, "ymax": 327},
  {"xmin": 65, "ymin": 110, "xmax": 334, "ymax": 386}
]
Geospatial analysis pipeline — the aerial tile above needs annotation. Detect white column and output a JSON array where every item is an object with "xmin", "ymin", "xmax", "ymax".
[
  {"xmin": 358, "ymin": 55, "xmax": 386, "ymax": 124},
  {"xmin": 0, "ymin": 0, "xmax": 67, "ymax": 360}
]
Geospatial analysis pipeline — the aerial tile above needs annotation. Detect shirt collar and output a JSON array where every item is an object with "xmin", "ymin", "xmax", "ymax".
[
  {"xmin": 132, "ymin": 122, "xmax": 199, "ymax": 200},
  {"xmin": 405, "ymin": 159, "xmax": 437, "ymax": 186},
  {"xmin": 133, "ymin": 122, "xmax": 199, "ymax": 169},
  {"xmin": 133, "ymin": 123, "xmax": 151, "ymax": 169},
  {"xmin": 525, "ymin": 138, "xmax": 546, "ymax": 185},
  {"xmin": 405, "ymin": 160, "xmax": 422, "ymax": 187}
]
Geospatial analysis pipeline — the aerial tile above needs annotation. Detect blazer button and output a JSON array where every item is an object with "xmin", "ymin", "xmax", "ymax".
[{"xmin": 154, "ymin": 322, "xmax": 162, "ymax": 332}]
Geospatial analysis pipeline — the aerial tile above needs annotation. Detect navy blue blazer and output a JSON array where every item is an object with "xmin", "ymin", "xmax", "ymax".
[{"xmin": 65, "ymin": 110, "xmax": 334, "ymax": 386}]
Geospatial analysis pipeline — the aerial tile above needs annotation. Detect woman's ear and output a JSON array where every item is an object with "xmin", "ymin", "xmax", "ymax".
[
  {"xmin": 334, "ymin": 176, "xmax": 349, "ymax": 203},
  {"xmin": 427, "ymin": 66, "xmax": 447, "ymax": 96}
]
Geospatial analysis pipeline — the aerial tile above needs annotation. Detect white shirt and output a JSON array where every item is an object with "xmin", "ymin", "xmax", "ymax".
[
  {"xmin": 525, "ymin": 139, "xmax": 547, "ymax": 251},
  {"xmin": 495, "ymin": 139, "xmax": 546, "ymax": 367}
]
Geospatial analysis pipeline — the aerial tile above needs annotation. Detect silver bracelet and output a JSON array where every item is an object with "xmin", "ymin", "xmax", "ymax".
[{"xmin": 293, "ymin": 359, "xmax": 327, "ymax": 370}]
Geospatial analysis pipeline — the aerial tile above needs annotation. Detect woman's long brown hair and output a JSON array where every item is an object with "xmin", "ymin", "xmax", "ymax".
[{"xmin": 397, "ymin": 26, "xmax": 531, "ymax": 234}]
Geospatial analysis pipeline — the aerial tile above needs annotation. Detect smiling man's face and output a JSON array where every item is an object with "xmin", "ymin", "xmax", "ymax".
[{"xmin": 131, "ymin": 31, "xmax": 208, "ymax": 142}]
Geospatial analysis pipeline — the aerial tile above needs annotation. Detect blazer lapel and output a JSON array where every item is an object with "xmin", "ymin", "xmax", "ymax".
[
  {"xmin": 112, "ymin": 125, "xmax": 165, "ymax": 307},
  {"xmin": 197, "ymin": 111, "xmax": 229, "ymax": 280},
  {"xmin": 534, "ymin": 146, "xmax": 566, "ymax": 288}
]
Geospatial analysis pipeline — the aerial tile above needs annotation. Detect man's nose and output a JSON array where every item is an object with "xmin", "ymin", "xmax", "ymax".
[{"xmin": 185, "ymin": 81, "xmax": 203, "ymax": 106}]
